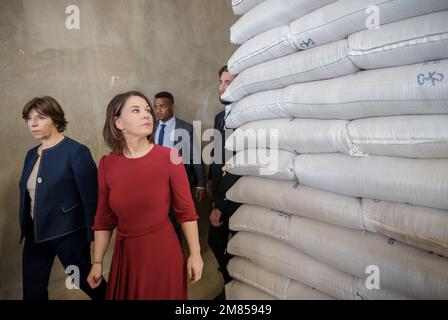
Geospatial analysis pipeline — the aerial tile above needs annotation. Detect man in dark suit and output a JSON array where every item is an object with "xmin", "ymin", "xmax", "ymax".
[
  {"xmin": 153, "ymin": 91, "xmax": 205, "ymax": 240},
  {"xmin": 207, "ymin": 66, "xmax": 241, "ymax": 300}
]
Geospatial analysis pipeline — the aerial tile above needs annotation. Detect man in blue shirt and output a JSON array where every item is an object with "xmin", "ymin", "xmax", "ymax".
[{"xmin": 154, "ymin": 91, "xmax": 206, "ymax": 241}]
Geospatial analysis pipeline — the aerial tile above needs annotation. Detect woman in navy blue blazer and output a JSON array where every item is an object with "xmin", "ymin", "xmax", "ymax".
[{"xmin": 19, "ymin": 96, "xmax": 106, "ymax": 300}]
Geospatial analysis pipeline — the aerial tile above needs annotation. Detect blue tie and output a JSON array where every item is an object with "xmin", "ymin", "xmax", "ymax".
[{"xmin": 158, "ymin": 124, "xmax": 166, "ymax": 146}]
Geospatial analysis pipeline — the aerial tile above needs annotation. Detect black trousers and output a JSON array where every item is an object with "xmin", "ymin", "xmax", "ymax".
[
  {"xmin": 208, "ymin": 220, "xmax": 233, "ymax": 284},
  {"xmin": 22, "ymin": 225, "xmax": 107, "ymax": 300},
  {"xmin": 207, "ymin": 202, "xmax": 240, "ymax": 285}
]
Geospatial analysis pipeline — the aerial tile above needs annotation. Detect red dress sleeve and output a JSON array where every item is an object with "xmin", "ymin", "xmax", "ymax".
[
  {"xmin": 169, "ymin": 151, "xmax": 199, "ymax": 223},
  {"xmin": 93, "ymin": 156, "xmax": 117, "ymax": 231}
]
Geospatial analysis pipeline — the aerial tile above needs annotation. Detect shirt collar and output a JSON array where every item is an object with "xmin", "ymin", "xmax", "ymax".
[{"xmin": 159, "ymin": 116, "xmax": 176, "ymax": 128}]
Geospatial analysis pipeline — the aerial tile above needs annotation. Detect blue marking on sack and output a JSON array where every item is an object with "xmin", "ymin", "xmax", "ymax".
[
  {"xmin": 300, "ymin": 38, "xmax": 315, "ymax": 49},
  {"xmin": 417, "ymin": 71, "xmax": 444, "ymax": 86}
]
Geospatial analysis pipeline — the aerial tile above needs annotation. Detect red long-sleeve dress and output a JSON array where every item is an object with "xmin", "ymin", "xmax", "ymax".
[{"xmin": 93, "ymin": 145, "xmax": 198, "ymax": 300}]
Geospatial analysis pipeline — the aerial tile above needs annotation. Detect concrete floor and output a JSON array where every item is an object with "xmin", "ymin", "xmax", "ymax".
[{"xmin": 50, "ymin": 197, "xmax": 224, "ymax": 300}]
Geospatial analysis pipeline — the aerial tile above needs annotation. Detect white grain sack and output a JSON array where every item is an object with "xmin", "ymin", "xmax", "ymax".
[
  {"xmin": 362, "ymin": 199, "xmax": 448, "ymax": 257},
  {"xmin": 232, "ymin": 0, "xmax": 265, "ymax": 16},
  {"xmin": 226, "ymin": 280, "xmax": 277, "ymax": 300},
  {"xmin": 294, "ymin": 153, "xmax": 448, "ymax": 210},
  {"xmin": 228, "ymin": 231, "xmax": 407, "ymax": 299},
  {"xmin": 290, "ymin": 0, "xmax": 448, "ymax": 50},
  {"xmin": 226, "ymin": 60, "xmax": 448, "ymax": 128},
  {"xmin": 231, "ymin": 0, "xmax": 337, "ymax": 44},
  {"xmin": 228, "ymin": 0, "xmax": 448, "ymax": 73},
  {"xmin": 347, "ymin": 115, "xmax": 448, "ymax": 158},
  {"xmin": 226, "ymin": 176, "xmax": 364, "ymax": 230},
  {"xmin": 230, "ymin": 202, "xmax": 448, "ymax": 261},
  {"xmin": 223, "ymin": 39, "xmax": 360, "ymax": 103},
  {"xmin": 348, "ymin": 11, "xmax": 448, "ymax": 69},
  {"xmin": 224, "ymin": 148, "xmax": 296, "ymax": 180},
  {"xmin": 225, "ymin": 118, "xmax": 351, "ymax": 154},
  {"xmin": 228, "ymin": 257, "xmax": 334, "ymax": 300},
  {"xmin": 228, "ymin": 26, "xmax": 295, "ymax": 75},
  {"xmin": 225, "ymin": 115, "xmax": 448, "ymax": 158},
  {"xmin": 277, "ymin": 214, "xmax": 448, "ymax": 299}
]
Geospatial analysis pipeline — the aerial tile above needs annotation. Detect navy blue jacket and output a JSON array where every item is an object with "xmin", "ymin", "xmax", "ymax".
[
  {"xmin": 18, "ymin": 137, "xmax": 98, "ymax": 243},
  {"xmin": 208, "ymin": 110, "xmax": 240, "ymax": 217},
  {"xmin": 155, "ymin": 118, "xmax": 205, "ymax": 189}
]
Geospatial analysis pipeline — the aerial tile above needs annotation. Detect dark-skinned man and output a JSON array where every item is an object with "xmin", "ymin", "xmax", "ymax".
[{"xmin": 154, "ymin": 91, "xmax": 206, "ymax": 242}]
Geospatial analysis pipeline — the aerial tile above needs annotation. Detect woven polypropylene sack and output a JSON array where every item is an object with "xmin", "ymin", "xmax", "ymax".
[
  {"xmin": 229, "ymin": 0, "xmax": 448, "ymax": 74},
  {"xmin": 224, "ymin": 148, "xmax": 296, "ymax": 180},
  {"xmin": 294, "ymin": 153, "xmax": 448, "ymax": 210},
  {"xmin": 227, "ymin": 231, "xmax": 407, "ymax": 299},
  {"xmin": 223, "ymin": 39, "xmax": 360, "ymax": 103},
  {"xmin": 225, "ymin": 118, "xmax": 351, "ymax": 154},
  {"xmin": 225, "ymin": 60, "xmax": 448, "ymax": 128},
  {"xmin": 348, "ymin": 11, "xmax": 448, "ymax": 69},
  {"xmin": 228, "ymin": 257, "xmax": 334, "ymax": 300},
  {"xmin": 228, "ymin": 26, "xmax": 296, "ymax": 75},
  {"xmin": 290, "ymin": 0, "xmax": 448, "ymax": 50},
  {"xmin": 348, "ymin": 115, "xmax": 448, "ymax": 158},
  {"xmin": 362, "ymin": 199, "xmax": 448, "ymax": 257},
  {"xmin": 284, "ymin": 215, "xmax": 448, "ymax": 299},
  {"xmin": 232, "ymin": 0, "xmax": 265, "ymax": 16},
  {"xmin": 225, "ymin": 115, "xmax": 448, "ymax": 158},
  {"xmin": 225, "ymin": 280, "xmax": 277, "ymax": 300},
  {"xmin": 230, "ymin": 201, "xmax": 448, "ymax": 262},
  {"xmin": 231, "ymin": 0, "xmax": 337, "ymax": 44},
  {"xmin": 230, "ymin": 209, "xmax": 448, "ymax": 299},
  {"xmin": 226, "ymin": 176, "xmax": 363, "ymax": 229}
]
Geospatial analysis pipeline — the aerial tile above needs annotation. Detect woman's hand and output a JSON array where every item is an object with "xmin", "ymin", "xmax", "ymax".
[
  {"xmin": 87, "ymin": 263, "xmax": 103, "ymax": 289},
  {"xmin": 187, "ymin": 253, "xmax": 204, "ymax": 284},
  {"xmin": 181, "ymin": 221, "xmax": 203, "ymax": 284}
]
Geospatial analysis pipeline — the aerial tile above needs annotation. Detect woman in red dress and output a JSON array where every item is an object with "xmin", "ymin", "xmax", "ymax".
[{"xmin": 87, "ymin": 91, "xmax": 203, "ymax": 299}]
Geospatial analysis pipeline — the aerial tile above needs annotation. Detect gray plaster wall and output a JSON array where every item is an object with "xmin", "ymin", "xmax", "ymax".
[{"xmin": 0, "ymin": 0, "xmax": 237, "ymax": 299}]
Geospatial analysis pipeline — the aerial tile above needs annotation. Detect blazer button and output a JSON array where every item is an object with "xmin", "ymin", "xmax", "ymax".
[{"xmin": 37, "ymin": 177, "xmax": 42, "ymax": 184}]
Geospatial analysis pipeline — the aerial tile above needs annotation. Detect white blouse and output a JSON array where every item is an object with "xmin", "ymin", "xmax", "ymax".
[{"xmin": 26, "ymin": 158, "xmax": 40, "ymax": 219}]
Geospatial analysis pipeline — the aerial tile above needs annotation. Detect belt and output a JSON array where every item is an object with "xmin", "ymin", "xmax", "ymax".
[{"xmin": 111, "ymin": 221, "xmax": 167, "ymax": 299}]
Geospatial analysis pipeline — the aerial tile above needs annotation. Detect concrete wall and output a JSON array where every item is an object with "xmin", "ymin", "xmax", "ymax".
[{"xmin": 0, "ymin": 0, "xmax": 237, "ymax": 299}]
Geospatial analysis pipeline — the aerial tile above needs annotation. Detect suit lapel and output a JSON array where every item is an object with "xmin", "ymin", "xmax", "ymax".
[
  {"xmin": 173, "ymin": 119, "xmax": 183, "ymax": 147},
  {"xmin": 217, "ymin": 111, "xmax": 225, "ymax": 132}
]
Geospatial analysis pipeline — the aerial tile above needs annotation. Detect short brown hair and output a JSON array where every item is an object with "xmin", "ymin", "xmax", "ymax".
[
  {"xmin": 22, "ymin": 96, "xmax": 68, "ymax": 132},
  {"xmin": 103, "ymin": 91, "xmax": 156, "ymax": 155},
  {"xmin": 219, "ymin": 65, "xmax": 229, "ymax": 78}
]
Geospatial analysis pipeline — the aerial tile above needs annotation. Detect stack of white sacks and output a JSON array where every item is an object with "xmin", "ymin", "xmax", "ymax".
[{"xmin": 223, "ymin": 0, "xmax": 448, "ymax": 300}]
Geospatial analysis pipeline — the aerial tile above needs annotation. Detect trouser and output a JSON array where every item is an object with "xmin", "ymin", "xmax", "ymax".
[
  {"xmin": 208, "ymin": 218, "xmax": 233, "ymax": 284},
  {"xmin": 207, "ymin": 199, "xmax": 240, "ymax": 285},
  {"xmin": 22, "ymin": 226, "xmax": 107, "ymax": 300}
]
